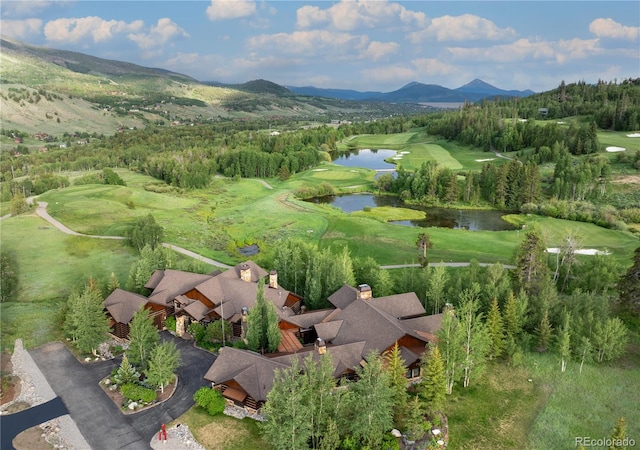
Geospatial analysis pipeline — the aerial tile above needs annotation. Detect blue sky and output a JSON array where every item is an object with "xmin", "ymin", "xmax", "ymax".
[{"xmin": 2, "ymin": 1, "xmax": 639, "ymax": 92}]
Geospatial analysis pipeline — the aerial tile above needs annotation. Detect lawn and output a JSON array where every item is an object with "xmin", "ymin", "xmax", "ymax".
[
  {"xmin": 177, "ymin": 407, "xmax": 272, "ymax": 450},
  {"xmin": 0, "ymin": 213, "xmax": 138, "ymax": 351},
  {"xmin": 597, "ymin": 130, "xmax": 640, "ymax": 152},
  {"xmin": 445, "ymin": 352, "xmax": 640, "ymax": 450}
]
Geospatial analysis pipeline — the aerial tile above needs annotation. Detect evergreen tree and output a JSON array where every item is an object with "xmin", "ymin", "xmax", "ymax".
[
  {"xmin": 487, "ymin": 297, "xmax": 505, "ymax": 359},
  {"xmin": 107, "ymin": 272, "xmax": 120, "ymax": 293},
  {"xmin": 127, "ymin": 245, "xmax": 174, "ymax": 294},
  {"xmin": 504, "ymin": 291, "xmax": 525, "ymax": 342},
  {"xmin": 536, "ymin": 309, "xmax": 553, "ymax": 353},
  {"xmin": 404, "ymin": 396, "xmax": 428, "ymax": 442},
  {"xmin": 384, "ymin": 342, "xmax": 408, "ymax": 426},
  {"xmin": 418, "ymin": 344, "xmax": 446, "ymax": 413},
  {"xmin": 113, "ymin": 354, "xmax": 140, "ymax": 385},
  {"xmin": 618, "ymin": 246, "xmax": 640, "ymax": 314},
  {"xmin": 145, "ymin": 340, "xmax": 181, "ymax": 393},
  {"xmin": 127, "ymin": 307, "xmax": 159, "ymax": 370},
  {"xmin": 609, "ymin": 417, "xmax": 627, "ymax": 450},
  {"xmin": 514, "ymin": 226, "xmax": 550, "ymax": 297},
  {"xmin": 246, "ymin": 282, "xmax": 281, "ymax": 353}
]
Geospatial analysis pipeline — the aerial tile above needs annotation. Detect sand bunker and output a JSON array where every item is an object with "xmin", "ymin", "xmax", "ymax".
[
  {"xmin": 557, "ymin": 121, "xmax": 566, "ymax": 124},
  {"xmin": 626, "ymin": 133, "xmax": 640, "ymax": 137},
  {"xmin": 392, "ymin": 156, "xmax": 403, "ymax": 160},
  {"xmin": 606, "ymin": 146, "xmax": 626, "ymax": 152},
  {"xmin": 475, "ymin": 158, "xmax": 495, "ymax": 162},
  {"xmin": 546, "ymin": 248, "xmax": 610, "ymax": 256},
  {"xmin": 313, "ymin": 168, "xmax": 329, "ymax": 171},
  {"xmin": 400, "ymin": 151, "xmax": 411, "ymax": 155}
]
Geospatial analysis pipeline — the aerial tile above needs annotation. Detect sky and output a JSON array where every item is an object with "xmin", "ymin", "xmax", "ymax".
[{"xmin": 1, "ymin": 0, "xmax": 639, "ymax": 93}]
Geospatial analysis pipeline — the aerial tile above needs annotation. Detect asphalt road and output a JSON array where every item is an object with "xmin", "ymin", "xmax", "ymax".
[
  {"xmin": 29, "ymin": 332, "xmax": 216, "ymax": 450},
  {"xmin": 0, "ymin": 397, "xmax": 68, "ymax": 450}
]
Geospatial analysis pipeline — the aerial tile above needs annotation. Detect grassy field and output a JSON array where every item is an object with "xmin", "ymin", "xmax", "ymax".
[
  {"xmin": 0, "ymin": 213, "xmax": 138, "ymax": 351},
  {"xmin": 446, "ymin": 352, "xmax": 640, "ymax": 450},
  {"xmin": 177, "ymin": 407, "xmax": 272, "ymax": 450},
  {"xmin": 597, "ymin": 130, "xmax": 640, "ymax": 151}
]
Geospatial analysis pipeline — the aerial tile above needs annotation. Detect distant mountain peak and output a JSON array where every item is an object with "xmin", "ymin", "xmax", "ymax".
[
  {"xmin": 458, "ymin": 78, "xmax": 498, "ymax": 90},
  {"xmin": 400, "ymin": 81, "xmax": 423, "ymax": 89}
]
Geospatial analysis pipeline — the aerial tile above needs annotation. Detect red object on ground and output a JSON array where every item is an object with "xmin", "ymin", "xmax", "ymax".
[{"xmin": 161, "ymin": 423, "xmax": 167, "ymax": 441}]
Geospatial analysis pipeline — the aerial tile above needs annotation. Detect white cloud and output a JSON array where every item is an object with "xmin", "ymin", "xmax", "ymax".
[
  {"xmin": 411, "ymin": 58, "xmax": 457, "ymax": 76},
  {"xmin": 447, "ymin": 37, "xmax": 600, "ymax": 64},
  {"xmin": 248, "ymin": 30, "xmax": 369, "ymax": 57},
  {"xmin": 409, "ymin": 14, "xmax": 516, "ymax": 43},
  {"xmin": 361, "ymin": 41, "xmax": 399, "ymax": 61},
  {"xmin": 1, "ymin": 19, "xmax": 43, "ymax": 39},
  {"xmin": 207, "ymin": 0, "xmax": 256, "ymax": 21},
  {"xmin": 44, "ymin": 16, "xmax": 144, "ymax": 43},
  {"xmin": 296, "ymin": 0, "xmax": 426, "ymax": 31},
  {"xmin": 589, "ymin": 18, "xmax": 639, "ymax": 41},
  {"xmin": 128, "ymin": 18, "xmax": 189, "ymax": 50}
]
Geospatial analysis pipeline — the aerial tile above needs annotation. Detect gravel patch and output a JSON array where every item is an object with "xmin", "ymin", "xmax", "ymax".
[
  {"xmin": 150, "ymin": 423, "xmax": 205, "ymax": 450},
  {"xmin": 1, "ymin": 339, "xmax": 90, "ymax": 450}
]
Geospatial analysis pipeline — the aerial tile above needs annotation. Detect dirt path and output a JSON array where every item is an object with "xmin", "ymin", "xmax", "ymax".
[
  {"xmin": 34, "ymin": 201, "xmax": 232, "ymax": 269},
  {"xmin": 254, "ymin": 179, "xmax": 274, "ymax": 189}
]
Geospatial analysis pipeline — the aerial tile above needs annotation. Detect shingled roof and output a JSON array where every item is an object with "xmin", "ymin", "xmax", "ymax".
[
  {"xmin": 104, "ymin": 289, "xmax": 148, "ymax": 324},
  {"xmin": 196, "ymin": 261, "xmax": 291, "ymax": 321},
  {"xmin": 146, "ymin": 270, "xmax": 212, "ymax": 306},
  {"xmin": 204, "ymin": 347, "xmax": 290, "ymax": 402},
  {"xmin": 327, "ymin": 285, "xmax": 358, "ymax": 309}
]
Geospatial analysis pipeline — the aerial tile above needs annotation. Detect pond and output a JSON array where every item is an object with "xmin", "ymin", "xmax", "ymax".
[
  {"xmin": 307, "ymin": 194, "xmax": 516, "ymax": 231},
  {"xmin": 332, "ymin": 149, "xmax": 397, "ymax": 171}
]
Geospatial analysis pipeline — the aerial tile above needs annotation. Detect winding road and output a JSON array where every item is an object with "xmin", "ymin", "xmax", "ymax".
[{"xmin": 19, "ymin": 199, "xmax": 509, "ymax": 271}]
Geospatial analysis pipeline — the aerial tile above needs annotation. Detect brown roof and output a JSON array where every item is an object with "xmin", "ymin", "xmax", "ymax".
[
  {"xmin": 204, "ymin": 347, "xmax": 289, "ymax": 402},
  {"xmin": 398, "ymin": 346, "xmax": 421, "ymax": 366},
  {"xmin": 183, "ymin": 301, "xmax": 212, "ymax": 322},
  {"xmin": 144, "ymin": 270, "xmax": 165, "ymax": 290},
  {"xmin": 314, "ymin": 320, "xmax": 344, "ymax": 342},
  {"xmin": 400, "ymin": 314, "xmax": 444, "ymax": 336},
  {"xmin": 272, "ymin": 341, "xmax": 367, "ymax": 377},
  {"xmin": 147, "ymin": 269, "xmax": 212, "ymax": 306},
  {"xmin": 104, "ymin": 289, "xmax": 147, "ymax": 324},
  {"xmin": 282, "ymin": 309, "xmax": 333, "ymax": 328},
  {"xmin": 327, "ymin": 285, "xmax": 357, "ymax": 309},
  {"xmin": 369, "ymin": 293, "xmax": 426, "ymax": 318},
  {"xmin": 196, "ymin": 261, "xmax": 291, "ymax": 320}
]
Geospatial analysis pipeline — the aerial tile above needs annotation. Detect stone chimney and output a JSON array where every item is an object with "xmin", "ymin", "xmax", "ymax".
[
  {"xmin": 356, "ymin": 284, "xmax": 372, "ymax": 300},
  {"xmin": 239, "ymin": 263, "xmax": 251, "ymax": 282},
  {"xmin": 315, "ymin": 338, "xmax": 327, "ymax": 355},
  {"xmin": 269, "ymin": 270, "xmax": 278, "ymax": 289}
]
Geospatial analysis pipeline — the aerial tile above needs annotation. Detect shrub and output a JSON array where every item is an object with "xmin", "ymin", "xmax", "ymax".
[
  {"xmin": 165, "ymin": 316, "xmax": 176, "ymax": 332},
  {"xmin": 121, "ymin": 383, "xmax": 156, "ymax": 403},
  {"xmin": 193, "ymin": 387, "xmax": 226, "ymax": 416},
  {"xmin": 188, "ymin": 322, "xmax": 206, "ymax": 344}
]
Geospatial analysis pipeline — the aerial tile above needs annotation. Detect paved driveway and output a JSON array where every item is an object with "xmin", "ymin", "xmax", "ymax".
[{"xmin": 30, "ymin": 332, "xmax": 216, "ymax": 450}]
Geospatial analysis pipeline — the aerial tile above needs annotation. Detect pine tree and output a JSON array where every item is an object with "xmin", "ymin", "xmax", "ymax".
[
  {"xmin": 107, "ymin": 272, "xmax": 120, "ymax": 293},
  {"xmin": 404, "ymin": 395, "xmax": 428, "ymax": 442},
  {"xmin": 384, "ymin": 342, "xmax": 408, "ymax": 426},
  {"xmin": 514, "ymin": 226, "xmax": 550, "ymax": 297},
  {"xmin": 487, "ymin": 297, "xmax": 505, "ymax": 359},
  {"xmin": 127, "ymin": 308, "xmax": 159, "ymax": 370},
  {"xmin": 609, "ymin": 417, "xmax": 627, "ymax": 450},
  {"xmin": 419, "ymin": 344, "xmax": 446, "ymax": 413},
  {"xmin": 503, "ymin": 291, "xmax": 522, "ymax": 340},
  {"xmin": 113, "ymin": 354, "xmax": 140, "ymax": 385},
  {"xmin": 246, "ymin": 282, "xmax": 281, "ymax": 353},
  {"xmin": 536, "ymin": 309, "xmax": 553, "ymax": 353},
  {"xmin": 145, "ymin": 340, "xmax": 181, "ymax": 393}
]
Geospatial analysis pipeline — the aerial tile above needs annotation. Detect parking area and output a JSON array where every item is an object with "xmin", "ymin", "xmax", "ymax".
[{"xmin": 29, "ymin": 332, "xmax": 216, "ymax": 450}]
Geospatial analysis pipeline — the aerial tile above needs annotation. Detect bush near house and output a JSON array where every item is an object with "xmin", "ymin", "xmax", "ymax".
[
  {"xmin": 193, "ymin": 387, "xmax": 226, "ymax": 416},
  {"xmin": 121, "ymin": 383, "xmax": 157, "ymax": 404}
]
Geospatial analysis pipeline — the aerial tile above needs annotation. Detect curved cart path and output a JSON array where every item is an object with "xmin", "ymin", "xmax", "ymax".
[{"xmin": 34, "ymin": 201, "xmax": 231, "ymax": 269}]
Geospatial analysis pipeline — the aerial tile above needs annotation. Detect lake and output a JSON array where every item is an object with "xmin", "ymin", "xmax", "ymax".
[
  {"xmin": 307, "ymin": 194, "xmax": 515, "ymax": 231},
  {"xmin": 332, "ymin": 149, "xmax": 397, "ymax": 171}
]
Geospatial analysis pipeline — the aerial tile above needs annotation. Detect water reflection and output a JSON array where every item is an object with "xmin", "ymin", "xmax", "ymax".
[{"xmin": 308, "ymin": 194, "xmax": 515, "ymax": 231}]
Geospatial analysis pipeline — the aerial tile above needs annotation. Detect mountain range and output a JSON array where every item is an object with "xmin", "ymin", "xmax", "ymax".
[{"xmin": 286, "ymin": 79, "xmax": 535, "ymax": 103}]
